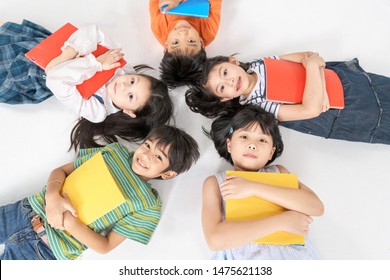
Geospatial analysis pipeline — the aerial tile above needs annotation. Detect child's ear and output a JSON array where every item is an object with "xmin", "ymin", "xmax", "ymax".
[
  {"xmin": 226, "ymin": 139, "xmax": 232, "ymax": 153},
  {"xmin": 269, "ymin": 147, "xmax": 276, "ymax": 160},
  {"xmin": 161, "ymin": 170, "xmax": 177, "ymax": 180},
  {"xmin": 123, "ymin": 109, "xmax": 137, "ymax": 118},
  {"xmin": 228, "ymin": 56, "xmax": 240, "ymax": 65}
]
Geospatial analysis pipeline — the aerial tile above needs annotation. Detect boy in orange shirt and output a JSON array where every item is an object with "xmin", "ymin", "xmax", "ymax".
[{"xmin": 149, "ymin": 0, "xmax": 222, "ymax": 88}]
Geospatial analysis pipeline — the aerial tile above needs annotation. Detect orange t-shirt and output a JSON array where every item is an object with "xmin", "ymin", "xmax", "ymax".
[{"xmin": 149, "ymin": 0, "xmax": 222, "ymax": 47}]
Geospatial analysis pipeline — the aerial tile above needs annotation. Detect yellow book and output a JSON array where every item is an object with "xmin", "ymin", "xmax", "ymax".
[
  {"xmin": 225, "ymin": 170, "xmax": 304, "ymax": 245},
  {"xmin": 61, "ymin": 152, "xmax": 126, "ymax": 225}
]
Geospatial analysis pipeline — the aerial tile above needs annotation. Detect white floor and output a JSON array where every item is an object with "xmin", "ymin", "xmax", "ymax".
[{"xmin": 1, "ymin": 0, "xmax": 390, "ymax": 260}]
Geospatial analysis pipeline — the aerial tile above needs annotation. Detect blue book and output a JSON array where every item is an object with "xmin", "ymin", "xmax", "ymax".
[{"xmin": 161, "ymin": 0, "xmax": 210, "ymax": 18}]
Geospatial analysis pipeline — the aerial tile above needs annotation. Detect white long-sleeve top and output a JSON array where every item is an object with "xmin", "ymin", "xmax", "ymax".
[{"xmin": 46, "ymin": 25, "xmax": 134, "ymax": 123}]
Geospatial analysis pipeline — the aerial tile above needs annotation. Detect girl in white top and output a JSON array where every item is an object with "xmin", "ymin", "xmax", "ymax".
[
  {"xmin": 46, "ymin": 25, "xmax": 171, "ymax": 123},
  {"xmin": 45, "ymin": 25, "xmax": 173, "ymax": 150},
  {"xmin": 202, "ymin": 105, "xmax": 324, "ymax": 259}
]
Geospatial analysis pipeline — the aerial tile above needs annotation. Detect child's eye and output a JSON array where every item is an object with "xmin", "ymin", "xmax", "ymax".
[
  {"xmin": 223, "ymin": 69, "xmax": 228, "ymax": 77},
  {"xmin": 188, "ymin": 39, "xmax": 196, "ymax": 44},
  {"xmin": 144, "ymin": 142, "xmax": 150, "ymax": 149},
  {"xmin": 172, "ymin": 40, "xmax": 179, "ymax": 45},
  {"xmin": 129, "ymin": 93, "xmax": 133, "ymax": 100},
  {"xmin": 220, "ymin": 85, "xmax": 225, "ymax": 93},
  {"xmin": 259, "ymin": 139, "xmax": 268, "ymax": 143},
  {"xmin": 130, "ymin": 78, "xmax": 135, "ymax": 85},
  {"xmin": 240, "ymin": 135, "xmax": 247, "ymax": 139},
  {"xmin": 156, "ymin": 155, "xmax": 163, "ymax": 162}
]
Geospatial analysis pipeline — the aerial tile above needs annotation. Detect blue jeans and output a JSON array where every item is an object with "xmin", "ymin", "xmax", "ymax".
[
  {"xmin": 280, "ymin": 59, "xmax": 390, "ymax": 144},
  {"xmin": 0, "ymin": 198, "xmax": 56, "ymax": 260}
]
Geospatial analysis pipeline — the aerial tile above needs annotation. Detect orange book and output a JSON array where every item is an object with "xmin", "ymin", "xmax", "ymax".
[
  {"xmin": 264, "ymin": 58, "xmax": 345, "ymax": 109},
  {"xmin": 25, "ymin": 23, "xmax": 126, "ymax": 100}
]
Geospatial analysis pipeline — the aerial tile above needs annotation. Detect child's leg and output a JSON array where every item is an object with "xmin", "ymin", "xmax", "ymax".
[
  {"xmin": 0, "ymin": 198, "xmax": 55, "ymax": 260},
  {"xmin": 0, "ymin": 20, "xmax": 53, "ymax": 104}
]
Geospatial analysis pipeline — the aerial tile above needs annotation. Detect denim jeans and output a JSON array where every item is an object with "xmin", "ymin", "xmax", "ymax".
[
  {"xmin": 0, "ymin": 198, "xmax": 56, "ymax": 260},
  {"xmin": 280, "ymin": 59, "xmax": 390, "ymax": 144}
]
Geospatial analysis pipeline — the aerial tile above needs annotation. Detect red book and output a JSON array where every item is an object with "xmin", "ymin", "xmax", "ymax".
[
  {"xmin": 25, "ymin": 23, "xmax": 126, "ymax": 100},
  {"xmin": 264, "ymin": 58, "xmax": 345, "ymax": 109}
]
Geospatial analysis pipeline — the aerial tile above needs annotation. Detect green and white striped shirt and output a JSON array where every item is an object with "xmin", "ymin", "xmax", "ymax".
[{"xmin": 28, "ymin": 143, "xmax": 162, "ymax": 260}]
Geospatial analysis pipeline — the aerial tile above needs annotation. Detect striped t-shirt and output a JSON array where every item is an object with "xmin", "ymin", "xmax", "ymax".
[
  {"xmin": 239, "ymin": 57, "xmax": 281, "ymax": 118},
  {"xmin": 28, "ymin": 142, "xmax": 161, "ymax": 260}
]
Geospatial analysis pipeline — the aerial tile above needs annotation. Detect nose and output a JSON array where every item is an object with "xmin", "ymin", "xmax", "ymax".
[
  {"xmin": 224, "ymin": 77, "xmax": 234, "ymax": 88},
  {"xmin": 247, "ymin": 143, "xmax": 256, "ymax": 150}
]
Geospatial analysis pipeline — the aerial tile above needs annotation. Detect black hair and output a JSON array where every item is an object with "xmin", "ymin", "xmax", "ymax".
[
  {"xmin": 185, "ymin": 55, "xmax": 251, "ymax": 119},
  {"xmin": 69, "ymin": 66, "xmax": 173, "ymax": 150},
  {"xmin": 204, "ymin": 105, "xmax": 283, "ymax": 166},
  {"xmin": 159, "ymin": 48, "xmax": 207, "ymax": 88},
  {"xmin": 146, "ymin": 125, "xmax": 200, "ymax": 175}
]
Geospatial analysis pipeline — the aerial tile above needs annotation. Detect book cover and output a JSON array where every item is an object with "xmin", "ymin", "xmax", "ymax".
[
  {"xmin": 225, "ymin": 170, "xmax": 304, "ymax": 245},
  {"xmin": 264, "ymin": 58, "xmax": 345, "ymax": 109},
  {"xmin": 161, "ymin": 0, "xmax": 210, "ymax": 18},
  {"xmin": 61, "ymin": 152, "xmax": 126, "ymax": 225},
  {"xmin": 25, "ymin": 23, "xmax": 126, "ymax": 100}
]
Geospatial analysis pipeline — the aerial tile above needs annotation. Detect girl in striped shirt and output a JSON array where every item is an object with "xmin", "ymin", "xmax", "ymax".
[{"xmin": 186, "ymin": 52, "xmax": 390, "ymax": 145}]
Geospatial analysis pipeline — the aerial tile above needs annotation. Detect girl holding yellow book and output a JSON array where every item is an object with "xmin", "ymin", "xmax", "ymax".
[{"xmin": 201, "ymin": 105, "xmax": 324, "ymax": 259}]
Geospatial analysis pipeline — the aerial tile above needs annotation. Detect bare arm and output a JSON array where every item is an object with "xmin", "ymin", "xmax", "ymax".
[
  {"xmin": 63, "ymin": 211, "xmax": 126, "ymax": 254},
  {"xmin": 221, "ymin": 165, "xmax": 324, "ymax": 216},
  {"xmin": 201, "ymin": 176, "xmax": 313, "ymax": 251},
  {"xmin": 276, "ymin": 52, "xmax": 327, "ymax": 121},
  {"xmin": 45, "ymin": 162, "xmax": 77, "ymax": 230},
  {"xmin": 45, "ymin": 45, "xmax": 78, "ymax": 73}
]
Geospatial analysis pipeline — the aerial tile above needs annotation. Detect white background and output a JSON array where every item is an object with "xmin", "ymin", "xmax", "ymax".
[{"xmin": 1, "ymin": 0, "xmax": 389, "ymax": 260}]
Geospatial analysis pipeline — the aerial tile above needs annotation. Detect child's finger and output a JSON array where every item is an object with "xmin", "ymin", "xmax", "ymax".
[
  {"xmin": 110, "ymin": 62, "xmax": 121, "ymax": 69},
  {"xmin": 224, "ymin": 175, "xmax": 238, "ymax": 181}
]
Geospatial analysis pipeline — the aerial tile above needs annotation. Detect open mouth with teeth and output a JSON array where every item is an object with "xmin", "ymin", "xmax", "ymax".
[{"xmin": 136, "ymin": 158, "xmax": 148, "ymax": 169}]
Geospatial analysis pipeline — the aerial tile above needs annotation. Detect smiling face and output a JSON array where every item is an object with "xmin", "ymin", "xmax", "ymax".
[
  {"xmin": 165, "ymin": 20, "xmax": 203, "ymax": 55},
  {"xmin": 205, "ymin": 60, "xmax": 257, "ymax": 102},
  {"xmin": 132, "ymin": 138, "xmax": 177, "ymax": 181},
  {"xmin": 106, "ymin": 74, "xmax": 151, "ymax": 118},
  {"xmin": 226, "ymin": 123, "xmax": 276, "ymax": 172}
]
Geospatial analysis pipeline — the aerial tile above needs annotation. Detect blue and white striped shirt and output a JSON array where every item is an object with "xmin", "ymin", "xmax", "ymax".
[{"xmin": 239, "ymin": 57, "xmax": 281, "ymax": 118}]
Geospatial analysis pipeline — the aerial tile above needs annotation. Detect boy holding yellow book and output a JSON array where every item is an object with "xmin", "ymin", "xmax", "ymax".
[{"xmin": 0, "ymin": 125, "xmax": 199, "ymax": 260}]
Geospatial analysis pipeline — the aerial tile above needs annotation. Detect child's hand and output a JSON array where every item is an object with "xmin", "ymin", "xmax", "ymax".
[
  {"xmin": 220, "ymin": 175, "xmax": 255, "ymax": 200},
  {"xmin": 63, "ymin": 210, "xmax": 80, "ymax": 231},
  {"xmin": 45, "ymin": 193, "xmax": 77, "ymax": 230},
  {"xmin": 302, "ymin": 52, "xmax": 325, "ymax": 69},
  {"xmin": 45, "ymin": 45, "xmax": 79, "ymax": 73},
  {"xmin": 96, "ymin": 48, "xmax": 124, "ymax": 71},
  {"xmin": 279, "ymin": 211, "xmax": 313, "ymax": 235},
  {"xmin": 159, "ymin": 0, "xmax": 182, "ymax": 12}
]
